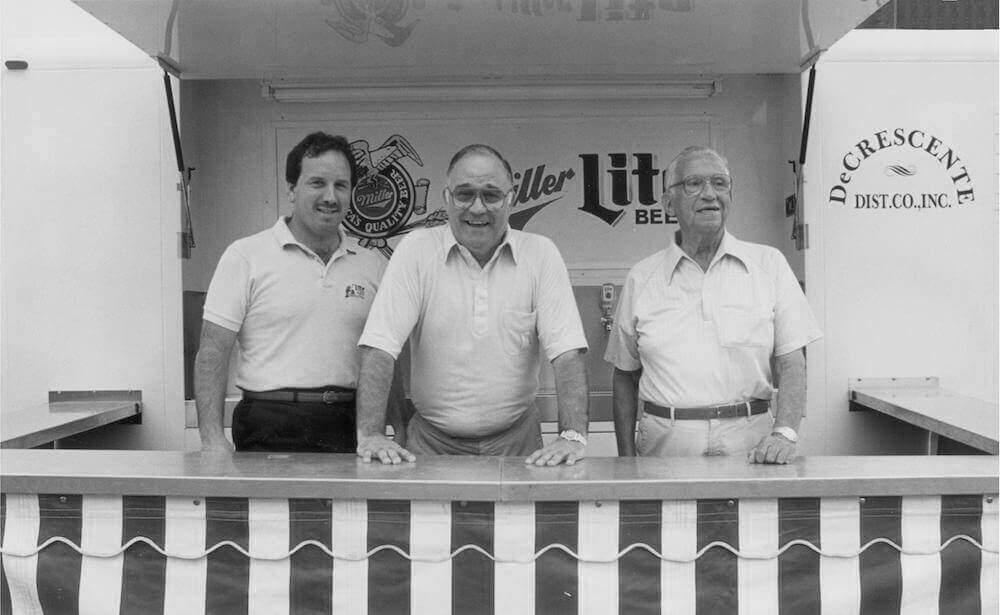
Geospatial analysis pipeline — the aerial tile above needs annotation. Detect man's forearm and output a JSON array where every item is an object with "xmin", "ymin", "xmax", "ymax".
[
  {"xmin": 612, "ymin": 368, "xmax": 641, "ymax": 455},
  {"xmin": 552, "ymin": 349, "xmax": 589, "ymax": 435},
  {"xmin": 774, "ymin": 348, "xmax": 806, "ymax": 430},
  {"xmin": 194, "ymin": 332, "xmax": 233, "ymax": 446},
  {"xmin": 357, "ymin": 346, "xmax": 396, "ymax": 437},
  {"xmin": 386, "ymin": 358, "xmax": 410, "ymax": 444}
]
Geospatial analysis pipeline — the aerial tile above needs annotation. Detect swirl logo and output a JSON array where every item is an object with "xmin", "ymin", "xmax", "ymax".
[{"xmin": 884, "ymin": 164, "xmax": 917, "ymax": 177}]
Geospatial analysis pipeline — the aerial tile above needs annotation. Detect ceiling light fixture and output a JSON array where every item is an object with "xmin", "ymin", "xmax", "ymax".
[{"xmin": 262, "ymin": 77, "xmax": 720, "ymax": 103}]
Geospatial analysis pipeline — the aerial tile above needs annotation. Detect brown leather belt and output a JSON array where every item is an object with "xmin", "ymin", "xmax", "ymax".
[
  {"xmin": 644, "ymin": 399, "xmax": 769, "ymax": 420},
  {"xmin": 242, "ymin": 388, "xmax": 355, "ymax": 404}
]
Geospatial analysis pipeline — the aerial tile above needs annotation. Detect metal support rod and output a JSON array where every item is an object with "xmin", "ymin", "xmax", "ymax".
[
  {"xmin": 162, "ymin": 71, "xmax": 196, "ymax": 256},
  {"xmin": 799, "ymin": 64, "xmax": 816, "ymax": 166},
  {"xmin": 163, "ymin": 72, "xmax": 184, "ymax": 174}
]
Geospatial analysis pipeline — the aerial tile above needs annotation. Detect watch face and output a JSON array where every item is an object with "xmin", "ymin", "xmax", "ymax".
[
  {"xmin": 559, "ymin": 430, "xmax": 587, "ymax": 445},
  {"xmin": 772, "ymin": 427, "xmax": 797, "ymax": 442}
]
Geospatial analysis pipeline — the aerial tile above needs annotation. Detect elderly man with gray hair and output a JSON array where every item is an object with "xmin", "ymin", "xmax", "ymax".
[{"xmin": 604, "ymin": 145, "xmax": 821, "ymax": 463}]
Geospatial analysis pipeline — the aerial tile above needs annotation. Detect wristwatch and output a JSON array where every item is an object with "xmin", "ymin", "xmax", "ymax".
[
  {"xmin": 771, "ymin": 426, "xmax": 799, "ymax": 443},
  {"xmin": 558, "ymin": 429, "xmax": 588, "ymax": 446}
]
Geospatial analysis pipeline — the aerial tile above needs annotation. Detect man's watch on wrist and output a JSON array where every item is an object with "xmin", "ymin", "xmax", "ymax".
[
  {"xmin": 771, "ymin": 426, "xmax": 798, "ymax": 443},
  {"xmin": 558, "ymin": 429, "xmax": 588, "ymax": 446}
]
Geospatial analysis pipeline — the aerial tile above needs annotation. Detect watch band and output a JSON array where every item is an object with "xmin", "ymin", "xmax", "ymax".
[
  {"xmin": 771, "ymin": 425, "xmax": 798, "ymax": 443},
  {"xmin": 558, "ymin": 429, "xmax": 588, "ymax": 446}
]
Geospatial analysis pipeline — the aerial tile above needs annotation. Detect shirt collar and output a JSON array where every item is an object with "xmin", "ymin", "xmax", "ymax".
[
  {"xmin": 442, "ymin": 224, "xmax": 517, "ymax": 265},
  {"xmin": 715, "ymin": 231, "xmax": 750, "ymax": 270},
  {"xmin": 662, "ymin": 230, "xmax": 748, "ymax": 281},
  {"xmin": 662, "ymin": 239, "xmax": 687, "ymax": 282},
  {"xmin": 273, "ymin": 217, "xmax": 354, "ymax": 258}
]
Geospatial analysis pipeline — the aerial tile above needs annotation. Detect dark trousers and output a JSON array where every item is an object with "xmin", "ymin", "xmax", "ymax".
[{"xmin": 232, "ymin": 397, "xmax": 357, "ymax": 453}]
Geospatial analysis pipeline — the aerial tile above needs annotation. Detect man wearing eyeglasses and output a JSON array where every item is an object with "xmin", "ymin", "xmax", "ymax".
[
  {"xmin": 354, "ymin": 144, "xmax": 590, "ymax": 465},
  {"xmin": 604, "ymin": 146, "xmax": 821, "ymax": 464}
]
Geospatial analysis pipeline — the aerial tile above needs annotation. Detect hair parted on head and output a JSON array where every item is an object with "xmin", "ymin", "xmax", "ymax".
[{"xmin": 662, "ymin": 145, "xmax": 730, "ymax": 194}]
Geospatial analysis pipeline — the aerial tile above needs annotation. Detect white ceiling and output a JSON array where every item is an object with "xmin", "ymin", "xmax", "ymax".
[{"xmin": 72, "ymin": 0, "xmax": 882, "ymax": 81}]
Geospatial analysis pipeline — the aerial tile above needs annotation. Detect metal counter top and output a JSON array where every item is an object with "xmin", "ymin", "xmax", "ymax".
[
  {"xmin": 1, "ymin": 391, "xmax": 141, "ymax": 449},
  {"xmin": 850, "ymin": 377, "xmax": 999, "ymax": 454},
  {"xmin": 2, "ymin": 450, "xmax": 996, "ymax": 500}
]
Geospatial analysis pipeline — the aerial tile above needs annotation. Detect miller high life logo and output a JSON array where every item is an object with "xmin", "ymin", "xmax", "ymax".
[
  {"xmin": 346, "ymin": 135, "xmax": 444, "ymax": 257},
  {"xmin": 828, "ymin": 128, "xmax": 975, "ymax": 210}
]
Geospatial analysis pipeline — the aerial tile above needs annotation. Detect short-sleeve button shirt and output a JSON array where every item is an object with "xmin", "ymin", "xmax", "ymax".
[
  {"xmin": 203, "ymin": 217, "xmax": 386, "ymax": 391},
  {"xmin": 604, "ymin": 232, "xmax": 821, "ymax": 407},
  {"xmin": 359, "ymin": 225, "xmax": 588, "ymax": 437}
]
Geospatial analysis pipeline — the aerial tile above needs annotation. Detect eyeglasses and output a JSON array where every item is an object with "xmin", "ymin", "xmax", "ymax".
[
  {"xmin": 446, "ymin": 187, "xmax": 511, "ymax": 210},
  {"xmin": 666, "ymin": 174, "xmax": 732, "ymax": 196}
]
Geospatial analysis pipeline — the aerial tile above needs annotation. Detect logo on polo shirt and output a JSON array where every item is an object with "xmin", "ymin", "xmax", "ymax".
[
  {"xmin": 346, "ymin": 135, "xmax": 445, "ymax": 257},
  {"xmin": 345, "ymin": 284, "xmax": 366, "ymax": 300}
]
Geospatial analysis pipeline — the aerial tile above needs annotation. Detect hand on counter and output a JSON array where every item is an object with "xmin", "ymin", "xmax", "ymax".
[
  {"xmin": 357, "ymin": 433, "xmax": 416, "ymax": 464},
  {"xmin": 525, "ymin": 438, "xmax": 586, "ymax": 466},
  {"xmin": 200, "ymin": 436, "xmax": 235, "ymax": 453},
  {"xmin": 748, "ymin": 432, "xmax": 796, "ymax": 464}
]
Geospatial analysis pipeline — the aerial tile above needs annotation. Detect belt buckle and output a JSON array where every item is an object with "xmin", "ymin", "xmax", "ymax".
[{"xmin": 321, "ymin": 390, "xmax": 337, "ymax": 404}]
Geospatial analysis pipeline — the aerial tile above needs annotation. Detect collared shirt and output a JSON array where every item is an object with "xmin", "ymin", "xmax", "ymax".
[
  {"xmin": 604, "ymin": 232, "xmax": 821, "ymax": 408},
  {"xmin": 204, "ymin": 217, "xmax": 386, "ymax": 391},
  {"xmin": 359, "ymin": 225, "xmax": 587, "ymax": 437}
]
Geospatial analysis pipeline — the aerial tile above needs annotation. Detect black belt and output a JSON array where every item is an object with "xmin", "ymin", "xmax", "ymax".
[
  {"xmin": 242, "ymin": 388, "xmax": 355, "ymax": 404},
  {"xmin": 644, "ymin": 399, "xmax": 769, "ymax": 420}
]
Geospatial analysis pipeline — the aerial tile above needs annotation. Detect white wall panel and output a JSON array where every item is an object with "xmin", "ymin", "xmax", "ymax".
[
  {"xmin": 803, "ymin": 30, "xmax": 999, "ymax": 454},
  {"xmin": 182, "ymin": 75, "xmax": 800, "ymax": 290},
  {"xmin": 1, "ymin": 0, "xmax": 184, "ymax": 449}
]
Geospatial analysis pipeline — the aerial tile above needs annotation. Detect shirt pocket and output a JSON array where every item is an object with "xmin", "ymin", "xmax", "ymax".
[
  {"xmin": 717, "ymin": 304, "xmax": 774, "ymax": 348},
  {"xmin": 501, "ymin": 309, "xmax": 538, "ymax": 356}
]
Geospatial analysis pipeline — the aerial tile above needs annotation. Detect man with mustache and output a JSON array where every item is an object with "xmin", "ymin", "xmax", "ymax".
[
  {"xmin": 355, "ymin": 144, "xmax": 590, "ymax": 465},
  {"xmin": 196, "ymin": 132, "xmax": 403, "ymax": 452},
  {"xmin": 605, "ymin": 146, "xmax": 821, "ymax": 464}
]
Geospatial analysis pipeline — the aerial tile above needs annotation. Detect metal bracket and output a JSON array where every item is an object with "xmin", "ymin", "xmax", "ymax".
[
  {"xmin": 794, "ymin": 223, "xmax": 809, "ymax": 250},
  {"xmin": 155, "ymin": 54, "xmax": 181, "ymax": 78}
]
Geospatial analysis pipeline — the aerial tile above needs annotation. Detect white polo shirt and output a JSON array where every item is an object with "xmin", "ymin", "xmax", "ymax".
[
  {"xmin": 359, "ymin": 225, "xmax": 587, "ymax": 437},
  {"xmin": 604, "ymin": 232, "xmax": 821, "ymax": 408},
  {"xmin": 203, "ymin": 217, "xmax": 386, "ymax": 391}
]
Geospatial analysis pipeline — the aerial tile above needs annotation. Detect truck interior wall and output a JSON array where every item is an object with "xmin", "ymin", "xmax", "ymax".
[
  {"xmin": 179, "ymin": 75, "xmax": 806, "ymax": 417},
  {"xmin": 804, "ymin": 29, "xmax": 999, "ymax": 455},
  {"xmin": 0, "ymin": 0, "xmax": 185, "ymax": 450},
  {"xmin": 180, "ymin": 74, "xmax": 804, "ymax": 293}
]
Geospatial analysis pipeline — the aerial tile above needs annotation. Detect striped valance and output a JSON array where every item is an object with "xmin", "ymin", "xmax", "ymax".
[{"xmin": 2, "ymin": 493, "xmax": 997, "ymax": 614}]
